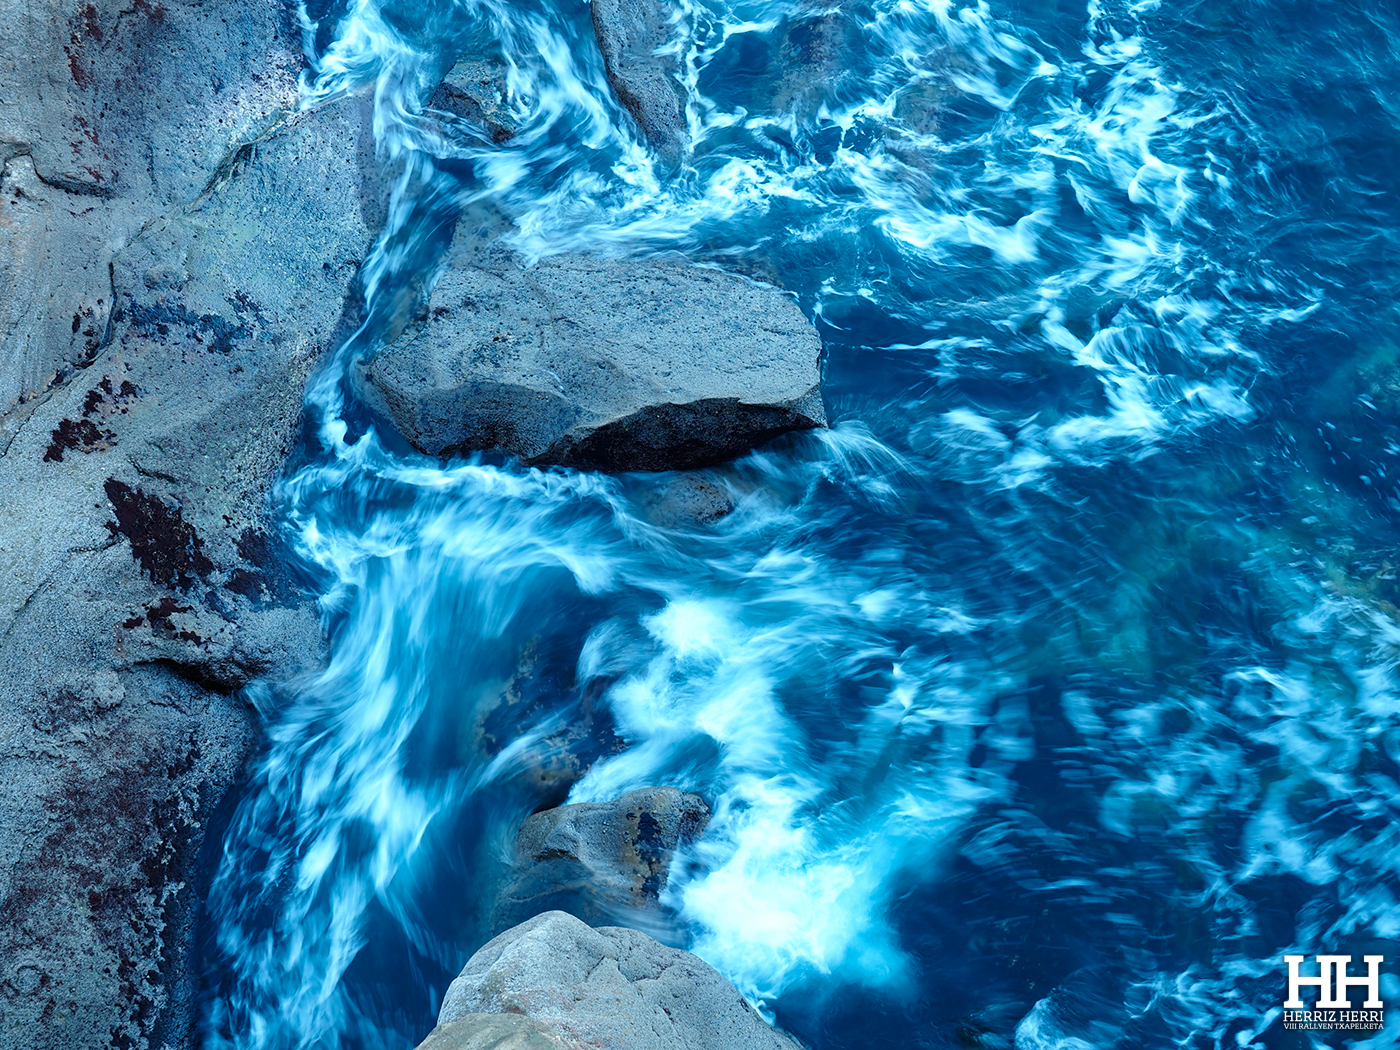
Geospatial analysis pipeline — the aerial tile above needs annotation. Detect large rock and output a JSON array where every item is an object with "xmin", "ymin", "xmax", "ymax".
[
  {"xmin": 491, "ymin": 787, "xmax": 709, "ymax": 933},
  {"xmin": 431, "ymin": 911, "xmax": 804, "ymax": 1050},
  {"xmin": 0, "ymin": 92, "xmax": 380, "ymax": 1050},
  {"xmin": 590, "ymin": 0, "xmax": 688, "ymax": 165},
  {"xmin": 355, "ymin": 242, "xmax": 826, "ymax": 471},
  {"xmin": 0, "ymin": 0, "xmax": 302, "ymax": 422}
]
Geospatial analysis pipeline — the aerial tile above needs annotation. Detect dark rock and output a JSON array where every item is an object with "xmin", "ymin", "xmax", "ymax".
[
  {"xmin": 355, "ymin": 244, "xmax": 826, "ymax": 472},
  {"xmin": 433, "ymin": 911, "xmax": 805, "ymax": 1050},
  {"xmin": 590, "ymin": 0, "xmax": 688, "ymax": 165},
  {"xmin": 633, "ymin": 474, "xmax": 735, "ymax": 528},
  {"xmin": 491, "ymin": 787, "xmax": 709, "ymax": 934},
  {"xmin": 103, "ymin": 478, "xmax": 214, "ymax": 590}
]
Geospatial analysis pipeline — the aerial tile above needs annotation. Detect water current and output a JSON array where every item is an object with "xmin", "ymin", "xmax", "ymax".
[{"xmin": 198, "ymin": 0, "xmax": 1400, "ymax": 1047}]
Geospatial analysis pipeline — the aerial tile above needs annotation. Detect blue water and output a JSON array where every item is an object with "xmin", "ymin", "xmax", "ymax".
[{"xmin": 198, "ymin": 0, "xmax": 1400, "ymax": 1047}]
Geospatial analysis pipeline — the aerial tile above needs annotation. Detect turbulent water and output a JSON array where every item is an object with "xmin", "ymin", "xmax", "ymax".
[{"xmin": 198, "ymin": 0, "xmax": 1400, "ymax": 1047}]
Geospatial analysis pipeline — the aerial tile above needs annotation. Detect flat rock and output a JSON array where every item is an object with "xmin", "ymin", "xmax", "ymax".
[
  {"xmin": 355, "ymin": 246, "xmax": 825, "ymax": 471},
  {"xmin": 433, "ymin": 911, "xmax": 804, "ymax": 1050},
  {"xmin": 0, "ymin": 94, "xmax": 380, "ymax": 1050},
  {"xmin": 590, "ymin": 0, "xmax": 688, "ymax": 165},
  {"xmin": 492, "ymin": 787, "xmax": 709, "ymax": 933}
]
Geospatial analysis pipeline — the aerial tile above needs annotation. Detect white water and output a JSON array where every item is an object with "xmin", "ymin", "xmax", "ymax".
[{"xmin": 202, "ymin": 0, "xmax": 1400, "ymax": 1047}]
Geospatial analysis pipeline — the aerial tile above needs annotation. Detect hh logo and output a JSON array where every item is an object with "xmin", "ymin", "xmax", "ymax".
[{"xmin": 1284, "ymin": 955, "xmax": 1385, "ymax": 1009}]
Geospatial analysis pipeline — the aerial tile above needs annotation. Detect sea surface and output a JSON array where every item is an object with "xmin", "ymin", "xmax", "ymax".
[{"xmin": 197, "ymin": 0, "xmax": 1400, "ymax": 1047}]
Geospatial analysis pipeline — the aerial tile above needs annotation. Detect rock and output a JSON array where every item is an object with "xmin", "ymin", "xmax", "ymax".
[
  {"xmin": 433, "ymin": 911, "xmax": 804, "ymax": 1050},
  {"xmin": 0, "ymin": 92, "xmax": 381, "ymax": 1050},
  {"xmin": 631, "ymin": 475, "xmax": 735, "ymax": 528},
  {"xmin": 491, "ymin": 787, "xmax": 709, "ymax": 934},
  {"xmin": 418, "ymin": 1015, "xmax": 568, "ymax": 1050},
  {"xmin": 0, "ymin": 0, "xmax": 302, "ymax": 422},
  {"xmin": 355, "ymin": 244, "xmax": 826, "ymax": 471},
  {"xmin": 430, "ymin": 54, "xmax": 519, "ymax": 143},
  {"xmin": 589, "ymin": 0, "xmax": 688, "ymax": 165}
]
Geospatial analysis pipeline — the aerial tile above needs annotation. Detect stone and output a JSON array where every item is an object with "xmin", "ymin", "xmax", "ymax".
[
  {"xmin": 589, "ymin": 0, "xmax": 688, "ymax": 165},
  {"xmin": 0, "ymin": 0, "xmax": 301, "ymax": 206},
  {"xmin": 417, "ymin": 1015, "xmax": 568, "ymax": 1050},
  {"xmin": 491, "ymin": 787, "xmax": 709, "ymax": 934},
  {"xmin": 430, "ymin": 54, "xmax": 520, "ymax": 143},
  {"xmin": 631, "ymin": 475, "xmax": 735, "ymax": 528},
  {"xmin": 355, "ymin": 244, "xmax": 826, "ymax": 471},
  {"xmin": 0, "ymin": 0, "xmax": 302, "ymax": 422},
  {"xmin": 434, "ymin": 911, "xmax": 805, "ymax": 1050},
  {"xmin": 0, "ymin": 92, "xmax": 381, "ymax": 1050}
]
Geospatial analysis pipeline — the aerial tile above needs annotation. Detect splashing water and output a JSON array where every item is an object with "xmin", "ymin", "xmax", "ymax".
[{"xmin": 201, "ymin": 0, "xmax": 1400, "ymax": 1047}]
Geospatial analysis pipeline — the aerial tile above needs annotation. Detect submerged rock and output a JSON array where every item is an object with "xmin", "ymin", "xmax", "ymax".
[
  {"xmin": 0, "ymin": 90, "xmax": 381, "ymax": 1050},
  {"xmin": 356, "ymin": 246, "xmax": 826, "ymax": 471},
  {"xmin": 418, "ymin": 1014, "xmax": 570, "ymax": 1050},
  {"xmin": 429, "ymin": 911, "xmax": 804, "ymax": 1050},
  {"xmin": 491, "ymin": 787, "xmax": 709, "ymax": 933},
  {"xmin": 590, "ymin": 0, "xmax": 689, "ymax": 165},
  {"xmin": 430, "ymin": 54, "xmax": 519, "ymax": 143}
]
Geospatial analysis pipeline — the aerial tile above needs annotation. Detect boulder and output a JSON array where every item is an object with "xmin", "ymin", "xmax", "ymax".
[
  {"xmin": 0, "ymin": 92, "xmax": 381, "ymax": 1050},
  {"xmin": 431, "ymin": 911, "xmax": 804, "ymax": 1050},
  {"xmin": 355, "ymin": 244, "xmax": 826, "ymax": 471},
  {"xmin": 589, "ymin": 0, "xmax": 688, "ymax": 165},
  {"xmin": 491, "ymin": 787, "xmax": 709, "ymax": 933}
]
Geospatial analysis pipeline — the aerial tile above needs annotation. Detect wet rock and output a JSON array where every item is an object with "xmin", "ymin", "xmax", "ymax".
[
  {"xmin": 430, "ymin": 54, "xmax": 519, "ymax": 143},
  {"xmin": 0, "ymin": 93, "xmax": 381, "ymax": 1050},
  {"xmin": 418, "ymin": 1014, "xmax": 568, "ymax": 1050},
  {"xmin": 491, "ymin": 787, "xmax": 709, "ymax": 934},
  {"xmin": 355, "ymin": 244, "xmax": 826, "ymax": 471},
  {"xmin": 632, "ymin": 474, "xmax": 735, "ymax": 528},
  {"xmin": 590, "ymin": 0, "xmax": 689, "ymax": 165},
  {"xmin": 434, "ymin": 911, "xmax": 805, "ymax": 1050},
  {"xmin": 458, "ymin": 638, "xmax": 627, "ymax": 808}
]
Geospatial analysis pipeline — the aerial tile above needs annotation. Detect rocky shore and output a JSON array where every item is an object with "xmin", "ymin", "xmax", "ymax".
[{"xmin": 0, "ymin": 0, "xmax": 823, "ymax": 1046}]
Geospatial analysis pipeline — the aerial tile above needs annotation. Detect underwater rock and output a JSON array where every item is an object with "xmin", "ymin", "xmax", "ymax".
[
  {"xmin": 356, "ymin": 246, "xmax": 826, "ymax": 471},
  {"xmin": 632, "ymin": 474, "xmax": 735, "ymax": 528},
  {"xmin": 589, "ymin": 0, "xmax": 689, "ymax": 165},
  {"xmin": 0, "ymin": 93, "xmax": 381, "ymax": 1050},
  {"xmin": 491, "ymin": 787, "xmax": 709, "ymax": 934},
  {"xmin": 430, "ymin": 54, "xmax": 519, "ymax": 143},
  {"xmin": 431, "ymin": 911, "xmax": 805, "ymax": 1050},
  {"xmin": 417, "ymin": 1014, "xmax": 570, "ymax": 1050}
]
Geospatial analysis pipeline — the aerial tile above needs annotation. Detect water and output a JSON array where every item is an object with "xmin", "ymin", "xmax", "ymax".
[{"xmin": 198, "ymin": 0, "xmax": 1400, "ymax": 1047}]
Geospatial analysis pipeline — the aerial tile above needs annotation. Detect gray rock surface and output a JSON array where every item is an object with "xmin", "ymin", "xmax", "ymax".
[
  {"xmin": 0, "ymin": 85, "xmax": 381, "ymax": 1050},
  {"xmin": 434, "ymin": 911, "xmax": 804, "ymax": 1050},
  {"xmin": 0, "ymin": 0, "xmax": 303, "ymax": 423},
  {"xmin": 355, "ymin": 242, "xmax": 826, "ymax": 471},
  {"xmin": 492, "ymin": 787, "xmax": 709, "ymax": 933},
  {"xmin": 590, "ymin": 0, "xmax": 689, "ymax": 165}
]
